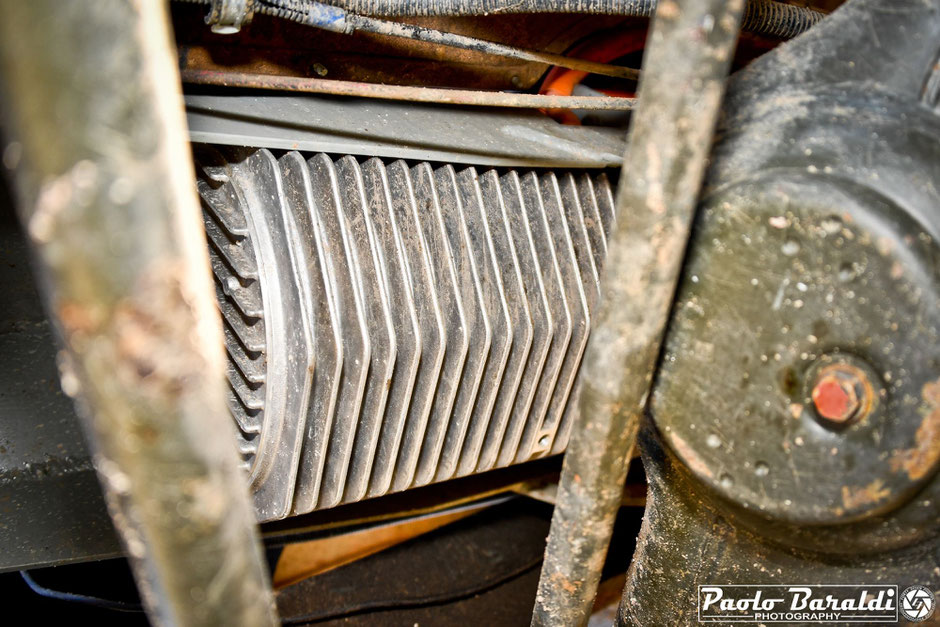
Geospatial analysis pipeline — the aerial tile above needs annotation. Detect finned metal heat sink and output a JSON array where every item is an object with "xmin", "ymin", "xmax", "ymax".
[{"xmin": 197, "ymin": 146, "xmax": 615, "ymax": 521}]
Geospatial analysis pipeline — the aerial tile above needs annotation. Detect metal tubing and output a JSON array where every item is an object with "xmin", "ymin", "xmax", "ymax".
[
  {"xmin": 339, "ymin": 0, "xmax": 822, "ymax": 40},
  {"xmin": 313, "ymin": 0, "xmax": 821, "ymax": 41},
  {"xmin": 178, "ymin": 0, "xmax": 823, "ymax": 41},
  {"xmin": 0, "ymin": 2, "xmax": 277, "ymax": 625},
  {"xmin": 181, "ymin": 69, "xmax": 636, "ymax": 109},
  {"xmin": 530, "ymin": 1, "xmax": 744, "ymax": 625}
]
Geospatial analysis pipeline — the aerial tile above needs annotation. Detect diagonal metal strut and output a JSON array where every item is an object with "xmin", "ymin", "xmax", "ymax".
[
  {"xmin": 0, "ymin": 1, "xmax": 277, "ymax": 625},
  {"xmin": 531, "ymin": 1, "xmax": 745, "ymax": 625}
]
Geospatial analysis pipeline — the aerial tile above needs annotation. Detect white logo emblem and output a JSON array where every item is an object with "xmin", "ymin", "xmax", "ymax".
[{"xmin": 900, "ymin": 585, "xmax": 936, "ymax": 623}]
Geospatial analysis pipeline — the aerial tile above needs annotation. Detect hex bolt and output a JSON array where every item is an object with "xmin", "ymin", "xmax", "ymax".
[{"xmin": 810, "ymin": 365, "xmax": 871, "ymax": 424}]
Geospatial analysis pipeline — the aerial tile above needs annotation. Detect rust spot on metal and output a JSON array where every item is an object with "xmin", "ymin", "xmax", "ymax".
[
  {"xmin": 889, "ymin": 378, "xmax": 940, "ymax": 481},
  {"xmin": 658, "ymin": 0, "xmax": 681, "ymax": 20},
  {"xmin": 57, "ymin": 301, "xmax": 103, "ymax": 336},
  {"xmin": 841, "ymin": 479, "xmax": 890, "ymax": 511},
  {"xmin": 554, "ymin": 572, "xmax": 578, "ymax": 594},
  {"xmin": 97, "ymin": 263, "xmax": 208, "ymax": 400}
]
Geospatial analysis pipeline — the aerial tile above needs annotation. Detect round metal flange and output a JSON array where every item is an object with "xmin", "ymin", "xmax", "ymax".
[{"xmin": 652, "ymin": 171, "xmax": 939, "ymax": 526}]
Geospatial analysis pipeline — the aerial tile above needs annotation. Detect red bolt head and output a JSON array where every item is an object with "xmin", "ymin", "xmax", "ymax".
[
  {"xmin": 810, "ymin": 361, "xmax": 876, "ymax": 425},
  {"xmin": 812, "ymin": 375, "xmax": 860, "ymax": 422}
]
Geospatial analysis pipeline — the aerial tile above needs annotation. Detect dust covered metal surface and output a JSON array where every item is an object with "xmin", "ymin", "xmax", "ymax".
[
  {"xmin": 624, "ymin": 0, "xmax": 940, "ymax": 623},
  {"xmin": 0, "ymin": 201, "xmax": 121, "ymax": 571},
  {"xmin": 197, "ymin": 147, "xmax": 618, "ymax": 521},
  {"xmin": 619, "ymin": 422, "xmax": 940, "ymax": 625},
  {"xmin": 654, "ymin": 167, "xmax": 940, "ymax": 525},
  {"xmin": 185, "ymin": 91, "xmax": 628, "ymax": 168}
]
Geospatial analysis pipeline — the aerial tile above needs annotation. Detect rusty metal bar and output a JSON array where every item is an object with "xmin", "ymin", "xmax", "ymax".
[
  {"xmin": 181, "ymin": 69, "xmax": 636, "ymax": 110},
  {"xmin": 0, "ymin": 1, "xmax": 277, "ymax": 625},
  {"xmin": 530, "ymin": 1, "xmax": 744, "ymax": 625}
]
